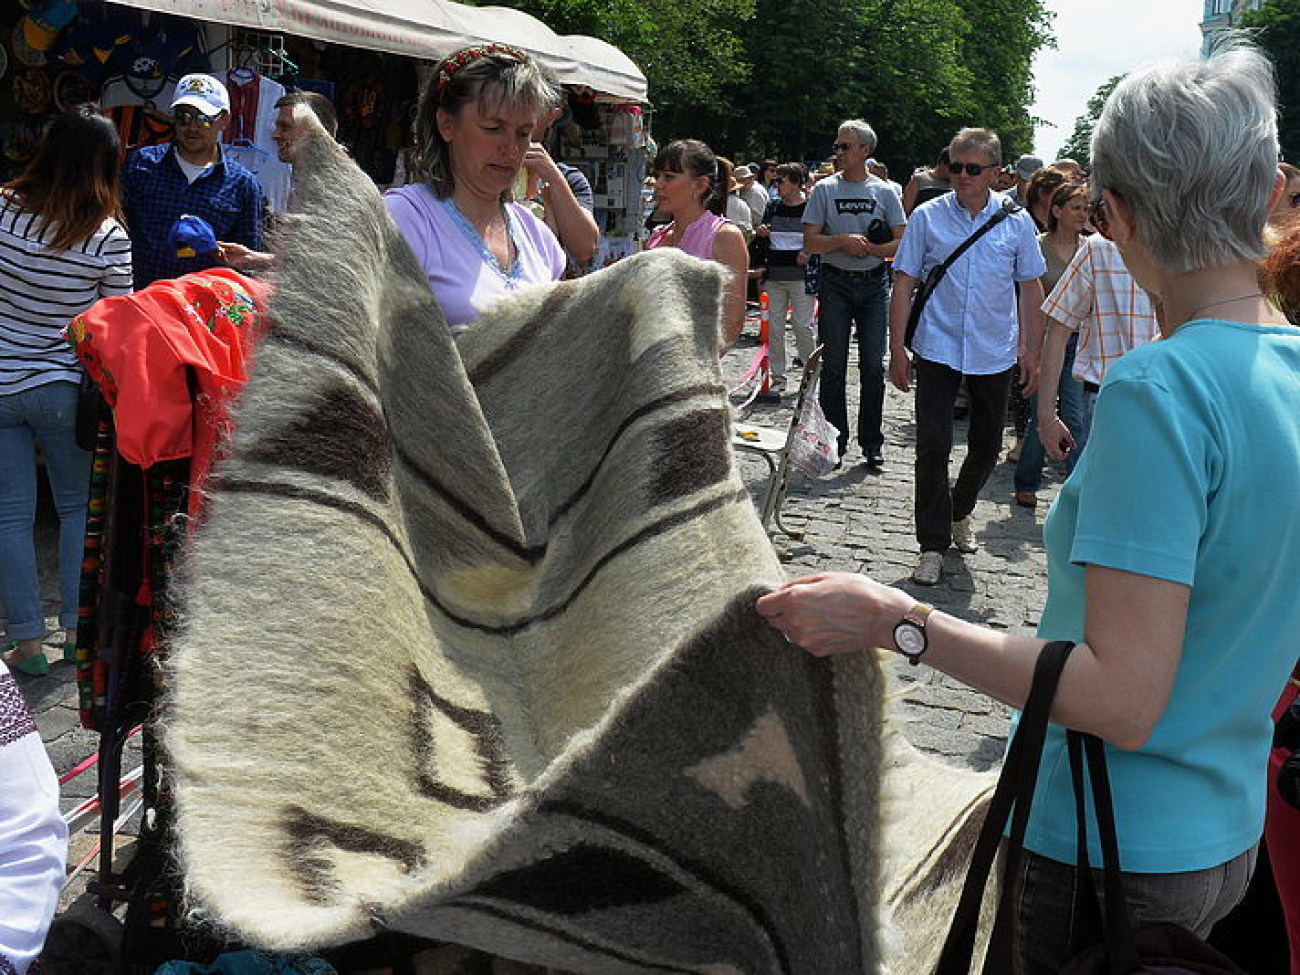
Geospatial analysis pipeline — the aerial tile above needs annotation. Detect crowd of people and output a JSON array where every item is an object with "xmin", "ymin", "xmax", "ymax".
[{"xmin": 2, "ymin": 34, "xmax": 1299, "ymax": 975}]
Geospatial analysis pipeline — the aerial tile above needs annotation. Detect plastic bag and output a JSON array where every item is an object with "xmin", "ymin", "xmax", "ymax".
[{"xmin": 789, "ymin": 394, "xmax": 840, "ymax": 477}]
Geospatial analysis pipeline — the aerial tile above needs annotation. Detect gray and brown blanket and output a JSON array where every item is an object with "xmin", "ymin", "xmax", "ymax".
[{"xmin": 165, "ymin": 131, "xmax": 993, "ymax": 974}]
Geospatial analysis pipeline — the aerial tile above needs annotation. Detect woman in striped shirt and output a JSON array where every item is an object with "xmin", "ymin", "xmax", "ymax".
[{"xmin": 0, "ymin": 105, "xmax": 132, "ymax": 677}]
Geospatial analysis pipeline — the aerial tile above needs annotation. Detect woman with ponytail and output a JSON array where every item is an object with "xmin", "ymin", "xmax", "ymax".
[{"xmin": 646, "ymin": 139, "xmax": 749, "ymax": 351}]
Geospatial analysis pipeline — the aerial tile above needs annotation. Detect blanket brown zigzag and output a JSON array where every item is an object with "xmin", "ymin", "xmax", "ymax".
[{"xmin": 165, "ymin": 130, "xmax": 994, "ymax": 975}]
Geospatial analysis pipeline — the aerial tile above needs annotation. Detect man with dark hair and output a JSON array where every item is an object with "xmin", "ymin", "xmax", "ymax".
[{"xmin": 122, "ymin": 73, "xmax": 264, "ymax": 288}]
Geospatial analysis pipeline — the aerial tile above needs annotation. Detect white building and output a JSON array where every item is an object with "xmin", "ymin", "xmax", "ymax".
[{"xmin": 1200, "ymin": 0, "xmax": 1265, "ymax": 55}]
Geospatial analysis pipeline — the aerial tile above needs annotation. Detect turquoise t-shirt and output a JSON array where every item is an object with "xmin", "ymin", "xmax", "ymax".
[{"xmin": 1025, "ymin": 317, "xmax": 1300, "ymax": 873}]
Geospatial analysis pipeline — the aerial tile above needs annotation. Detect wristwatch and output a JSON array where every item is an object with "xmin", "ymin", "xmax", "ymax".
[{"xmin": 892, "ymin": 602, "xmax": 934, "ymax": 666}]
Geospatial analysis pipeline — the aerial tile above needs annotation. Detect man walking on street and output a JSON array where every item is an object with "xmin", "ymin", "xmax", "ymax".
[
  {"xmin": 888, "ymin": 127, "xmax": 1046, "ymax": 586},
  {"xmin": 122, "ymin": 73, "xmax": 264, "ymax": 289},
  {"xmin": 803, "ymin": 119, "xmax": 906, "ymax": 467}
]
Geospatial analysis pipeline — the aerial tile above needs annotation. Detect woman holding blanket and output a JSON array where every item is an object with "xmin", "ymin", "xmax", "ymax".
[{"xmin": 757, "ymin": 44, "xmax": 1300, "ymax": 973}]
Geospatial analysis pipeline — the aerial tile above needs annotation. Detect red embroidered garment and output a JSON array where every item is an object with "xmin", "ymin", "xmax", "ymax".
[{"xmin": 66, "ymin": 268, "xmax": 267, "ymax": 512}]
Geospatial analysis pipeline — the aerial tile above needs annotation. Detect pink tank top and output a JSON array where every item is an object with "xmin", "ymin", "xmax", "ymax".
[{"xmin": 647, "ymin": 210, "xmax": 728, "ymax": 261}]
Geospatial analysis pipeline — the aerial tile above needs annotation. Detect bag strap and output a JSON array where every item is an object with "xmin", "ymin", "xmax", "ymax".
[
  {"xmin": 905, "ymin": 198, "xmax": 1020, "ymax": 350},
  {"xmin": 920, "ymin": 198, "xmax": 1019, "ymax": 297},
  {"xmin": 934, "ymin": 640, "xmax": 1076, "ymax": 974},
  {"xmin": 1067, "ymin": 732, "xmax": 1144, "ymax": 973}
]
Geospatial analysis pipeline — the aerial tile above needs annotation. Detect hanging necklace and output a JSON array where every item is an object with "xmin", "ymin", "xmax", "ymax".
[{"xmin": 1186, "ymin": 292, "xmax": 1265, "ymax": 321}]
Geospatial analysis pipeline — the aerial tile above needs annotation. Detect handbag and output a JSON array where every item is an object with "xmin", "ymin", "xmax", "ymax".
[
  {"xmin": 936, "ymin": 641, "xmax": 1245, "ymax": 975},
  {"xmin": 905, "ymin": 199, "xmax": 1020, "ymax": 351}
]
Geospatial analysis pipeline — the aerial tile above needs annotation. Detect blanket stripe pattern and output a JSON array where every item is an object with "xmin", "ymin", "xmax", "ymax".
[{"xmin": 165, "ymin": 131, "xmax": 886, "ymax": 973}]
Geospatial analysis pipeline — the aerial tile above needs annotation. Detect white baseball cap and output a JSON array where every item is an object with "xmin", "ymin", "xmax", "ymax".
[{"xmin": 171, "ymin": 73, "xmax": 230, "ymax": 116}]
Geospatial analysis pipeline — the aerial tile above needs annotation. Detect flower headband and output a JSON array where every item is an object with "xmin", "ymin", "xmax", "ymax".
[{"xmin": 435, "ymin": 44, "xmax": 527, "ymax": 102}]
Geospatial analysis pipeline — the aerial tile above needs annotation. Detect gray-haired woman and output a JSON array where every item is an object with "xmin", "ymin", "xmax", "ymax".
[
  {"xmin": 384, "ymin": 45, "xmax": 566, "ymax": 331},
  {"xmin": 757, "ymin": 43, "xmax": 1300, "ymax": 972}
]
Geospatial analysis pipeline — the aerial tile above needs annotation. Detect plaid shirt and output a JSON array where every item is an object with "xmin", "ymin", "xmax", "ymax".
[
  {"xmin": 122, "ymin": 143, "xmax": 264, "ymax": 289},
  {"xmin": 1041, "ymin": 234, "xmax": 1159, "ymax": 385}
]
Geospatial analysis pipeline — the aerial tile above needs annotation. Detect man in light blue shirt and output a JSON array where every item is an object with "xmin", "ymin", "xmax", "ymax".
[{"xmin": 887, "ymin": 127, "xmax": 1046, "ymax": 586}]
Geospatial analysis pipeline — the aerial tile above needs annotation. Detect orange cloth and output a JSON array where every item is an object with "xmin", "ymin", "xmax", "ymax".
[{"xmin": 66, "ymin": 268, "xmax": 267, "ymax": 502}]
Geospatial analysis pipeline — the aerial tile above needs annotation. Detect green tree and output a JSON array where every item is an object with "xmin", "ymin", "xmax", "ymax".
[
  {"xmin": 501, "ymin": 0, "xmax": 1054, "ymax": 175},
  {"xmin": 504, "ymin": 0, "xmax": 754, "ymax": 116},
  {"xmin": 1243, "ymin": 0, "xmax": 1300, "ymax": 161},
  {"xmin": 1056, "ymin": 75, "xmax": 1122, "ymax": 171}
]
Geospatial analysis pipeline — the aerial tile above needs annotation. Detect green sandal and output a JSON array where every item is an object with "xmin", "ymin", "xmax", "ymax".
[{"xmin": 3, "ymin": 642, "xmax": 50, "ymax": 677}]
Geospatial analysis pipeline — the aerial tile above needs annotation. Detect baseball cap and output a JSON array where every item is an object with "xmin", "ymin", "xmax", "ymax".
[
  {"xmin": 169, "ymin": 214, "xmax": 219, "ymax": 258},
  {"xmin": 1014, "ymin": 154, "xmax": 1044, "ymax": 180},
  {"xmin": 171, "ymin": 73, "xmax": 229, "ymax": 115},
  {"xmin": 733, "ymin": 164, "xmax": 755, "ymax": 179}
]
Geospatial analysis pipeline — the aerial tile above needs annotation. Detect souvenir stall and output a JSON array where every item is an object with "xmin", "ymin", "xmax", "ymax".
[{"xmin": 0, "ymin": 0, "xmax": 647, "ymax": 232}]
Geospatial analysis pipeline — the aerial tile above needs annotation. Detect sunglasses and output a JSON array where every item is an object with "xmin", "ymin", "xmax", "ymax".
[
  {"xmin": 831, "ymin": 142, "xmax": 857, "ymax": 153},
  {"xmin": 949, "ymin": 162, "xmax": 998, "ymax": 176},
  {"xmin": 1088, "ymin": 197, "xmax": 1113, "ymax": 240},
  {"xmin": 173, "ymin": 109, "xmax": 217, "ymax": 128}
]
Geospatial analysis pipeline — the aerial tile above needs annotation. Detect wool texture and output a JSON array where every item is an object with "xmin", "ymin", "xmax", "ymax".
[{"xmin": 165, "ymin": 129, "xmax": 994, "ymax": 974}]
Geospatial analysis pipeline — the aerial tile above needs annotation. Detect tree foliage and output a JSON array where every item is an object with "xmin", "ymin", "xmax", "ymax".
[
  {"xmin": 500, "ymin": 0, "xmax": 1054, "ymax": 173},
  {"xmin": 1055, "ymin": 75, "xmax": 1122, "ymax": 171},
  {"xmin": 1243, "ymin": 0, "xmax": 1300, "ymax": 161}
]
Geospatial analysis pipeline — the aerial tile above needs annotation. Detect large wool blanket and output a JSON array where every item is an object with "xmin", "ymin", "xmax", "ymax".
[{"xmin": 165, "ymin": 132, "xmax": 994, "ymax": 974}]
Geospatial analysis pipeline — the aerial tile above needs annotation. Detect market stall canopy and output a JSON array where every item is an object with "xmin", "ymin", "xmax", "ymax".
[{"xmin": 107, "ymin": 0, "xmax": 648, "ymax": 101}]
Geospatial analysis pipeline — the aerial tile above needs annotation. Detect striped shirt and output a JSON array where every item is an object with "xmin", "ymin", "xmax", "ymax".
[
  {"xmin": 1040, "ymin": 234, "xmax": 1159, "ymax": 385},
  {"xmin": 0, "ymin": 195, "xmax": 133, "ymax": 397}
]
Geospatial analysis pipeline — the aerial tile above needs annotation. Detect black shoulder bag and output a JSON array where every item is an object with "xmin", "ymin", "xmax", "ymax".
[
  {"xmin": 935, "ymin": 640, "xmax": 1245, "ymax": 975},
  {"xmin": 904, "ymin": 199, "xmax": 1020, "ymax": 351}
]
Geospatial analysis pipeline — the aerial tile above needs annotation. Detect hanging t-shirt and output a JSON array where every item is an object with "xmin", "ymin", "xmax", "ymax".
[
  {"xmin": 224, "ymin": 67, "xmax": 292, "ymax": 212},
  {"xmin": 100, "ymin": 73, "xmax": 175, "ymax": 158}
]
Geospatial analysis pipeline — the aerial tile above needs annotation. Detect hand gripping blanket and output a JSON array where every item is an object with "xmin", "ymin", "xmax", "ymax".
[{"xmin": 165, "ymin": 130, "xmax": 891, "ymax": 973}]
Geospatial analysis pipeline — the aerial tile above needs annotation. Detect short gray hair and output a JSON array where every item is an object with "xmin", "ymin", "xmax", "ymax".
[
  {"xmin": 1090, "ymin": 42, "xmax": 1279, "ymax": 272},
  {"xmin": 838, "ymin": 119, "xmax": 877, "ymax": 154},
  {"xmin": 949, "ymin": 128, "xmax": 1001, "ymax": 166}
]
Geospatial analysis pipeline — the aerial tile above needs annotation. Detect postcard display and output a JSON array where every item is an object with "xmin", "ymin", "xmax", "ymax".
[{"xmin": 562, "ymin": 102, "xmax": 647, "ymax": 269}]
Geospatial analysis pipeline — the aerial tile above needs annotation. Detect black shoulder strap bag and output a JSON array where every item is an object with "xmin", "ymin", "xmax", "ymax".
[
  {"xmin": 904, "ymin": 198, "xmax": 1020, "ymax": 352},
  {"xmin": 935, "ymin": 640, "xmax": 1245, "ymax": 975}
]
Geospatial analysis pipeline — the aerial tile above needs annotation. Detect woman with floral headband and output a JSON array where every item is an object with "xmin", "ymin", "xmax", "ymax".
[{"xmin": 384, "ymin": 45, "xmax": 567, "ymax": 331}]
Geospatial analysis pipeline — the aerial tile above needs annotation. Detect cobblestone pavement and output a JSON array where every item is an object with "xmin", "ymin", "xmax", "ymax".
[{"xmin": 11, "ymin": 313, "xmax": 1064, "ymax": 876}]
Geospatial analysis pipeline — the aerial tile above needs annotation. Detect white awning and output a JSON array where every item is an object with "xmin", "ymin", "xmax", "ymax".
[{"xmin": 108, "ymin": 0, "xmax": 648, "ymax": 102}]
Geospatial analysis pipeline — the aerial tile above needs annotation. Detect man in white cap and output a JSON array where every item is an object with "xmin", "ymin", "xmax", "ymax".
[{"xmin": 122, "ymin": 72, "xmax": 264, "ymax": 288}]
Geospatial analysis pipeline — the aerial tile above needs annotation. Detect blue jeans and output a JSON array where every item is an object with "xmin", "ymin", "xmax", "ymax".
[
  {"xmin": 1010, "ymin": 844, "xmax": 1256, "ymax": 975},
  {"xmin": 1015, "ymin": 332, "xmax": 1085, "ymax": 492},
  {"xmin": 0, "ymin": 381, "xmax": 92, "ymax": 640},
  {"xmin": 815, "ymin": 266, "xmax": 889, "ymax": 456}
]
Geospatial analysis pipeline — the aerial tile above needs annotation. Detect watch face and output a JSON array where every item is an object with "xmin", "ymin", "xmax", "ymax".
[{"xmin": 894, "ymin": 621, "xmax": 926, "ymax": 658}]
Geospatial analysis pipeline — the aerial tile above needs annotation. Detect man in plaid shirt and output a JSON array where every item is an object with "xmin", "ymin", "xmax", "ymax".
[
  {"xmin": 122, "ymin": 73, "xmax": 263, "ymax": 289},
  {"xmin": 1036, "ymin": 233, "xmax": 1160, "ymax": 465}
]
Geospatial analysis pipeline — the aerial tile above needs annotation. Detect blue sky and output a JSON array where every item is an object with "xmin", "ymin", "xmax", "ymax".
[{"xmin": 1030, "ymin": 0, "xmax": 1204, "ymax": 160}]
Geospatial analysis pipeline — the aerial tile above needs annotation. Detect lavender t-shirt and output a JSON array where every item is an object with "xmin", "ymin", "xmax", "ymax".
[{"xmin": 384, "ymin": 184, "xmax": 565, "ymax": 331}]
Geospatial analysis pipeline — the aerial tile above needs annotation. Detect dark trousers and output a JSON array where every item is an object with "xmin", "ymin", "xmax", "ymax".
[
  {"xmin": 914, "ymin": 356, "xmax": 1013, "ymax": 552},
  {"xmin": 816, "ymin": 266, "xmax": 890, "ymax": 456}
]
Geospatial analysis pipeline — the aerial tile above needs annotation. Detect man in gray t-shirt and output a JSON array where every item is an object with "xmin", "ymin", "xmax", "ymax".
[{"xmin": 803, "ymin": 119, "xmax": 906, "ymax": 466}]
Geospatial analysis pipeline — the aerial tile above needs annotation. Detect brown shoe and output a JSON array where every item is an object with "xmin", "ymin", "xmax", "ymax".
[{"xmin": 1014, "ymin": 491, "xmax": 1038, "ymax": 508}]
